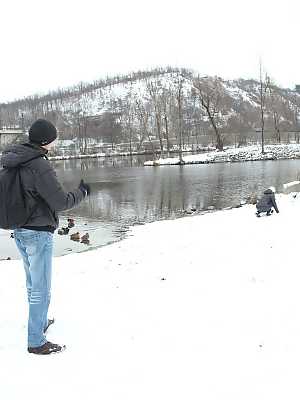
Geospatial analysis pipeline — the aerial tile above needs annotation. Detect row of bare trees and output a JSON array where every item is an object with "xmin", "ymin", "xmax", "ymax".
[{"xmin": 1, "ymin": 68, "xmax": 300, "ymax": 156}]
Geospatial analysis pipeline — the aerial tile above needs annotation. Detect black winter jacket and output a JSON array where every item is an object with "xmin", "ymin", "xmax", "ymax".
[
  {"xmin": 256, "ymin": 189, "xmax": 279, "ymax": 213},
  {"xmin": 0, "ymin": 143, "xmax": 85, "ymax": 231}
]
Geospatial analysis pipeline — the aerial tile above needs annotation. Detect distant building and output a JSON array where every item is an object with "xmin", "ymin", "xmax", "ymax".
[
  {"xmin": 295, "ymin": 85, "xmax": 300, "ymax": 93},
  {"xmin": 0, "ymin": 129, "xmax": 26, "ymax": 148}
]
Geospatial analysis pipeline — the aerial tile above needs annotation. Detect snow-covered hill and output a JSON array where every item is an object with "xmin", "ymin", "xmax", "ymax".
[{"xmin": 1, "ymin": 68, "xmax": 300, "ymax": 146}]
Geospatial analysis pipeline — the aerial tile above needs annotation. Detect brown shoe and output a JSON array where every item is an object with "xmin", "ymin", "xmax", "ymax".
[{"xmin": 28, "ymin": 341, "xmax": 66, "ymax": 355}]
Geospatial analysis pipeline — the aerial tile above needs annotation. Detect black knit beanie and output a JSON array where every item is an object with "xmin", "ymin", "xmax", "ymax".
[{"xmin": 29, "ymin": 119, "xmax": 57, "ymax": 146}]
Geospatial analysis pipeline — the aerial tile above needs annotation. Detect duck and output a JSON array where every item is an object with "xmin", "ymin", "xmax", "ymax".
[
  {"xmin": 81, "ymin": 233, "xmax": 90, "ymax": 245},
  {"xmin": 70, "ymin": 232, "xmax": 80, "ymax": 241},
  {"xmin": 67, "ymin": 218, "xmax": 75, "ymax": 228},
  {"xmin": 81, "ymin": 233, "xmax": 89, "ymax": 242},
  {"xmin": 58, "ymin": 227, "xmax": 69, "ymax": 235}
]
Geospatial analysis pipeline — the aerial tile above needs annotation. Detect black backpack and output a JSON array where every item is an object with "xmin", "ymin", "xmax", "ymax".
[{"xmin": 0, "ymin": 155, "xmax": 42, "ymax": 230}]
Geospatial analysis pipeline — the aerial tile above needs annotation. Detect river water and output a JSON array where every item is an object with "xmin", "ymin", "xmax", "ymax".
[{"xmin": 2, "ymin": 155, "xmax": 300, "ymax": 260}]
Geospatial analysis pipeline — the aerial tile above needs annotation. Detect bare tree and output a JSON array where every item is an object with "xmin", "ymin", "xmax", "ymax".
[
  {"xmin": 134, "ymin": 99, "xmax": 157, "ymax": 158},
  {"xmin": 192, "ymin": 76, "xmax": 224, "ymax": 151},
  {"xmin": 146, "ymin": 81, "xmax": 164, "ymax": 154},
  {"xmin": 173, "ymin": 75, "xmax": 185, "ymax": 163},
  {"xmin": 258, "ymin": 62, "xmax": 270, "ymax": 153},
  {"xmin": 267, "ymin": 83, "xmax": 282, "ymax": 143},
  {"xmin": 160, "ymin": 87, "xmax": 172, "ymax": 156},
  {"xmin": 118, "ymin": 98, "xmax": 136, "ymax": 158}
]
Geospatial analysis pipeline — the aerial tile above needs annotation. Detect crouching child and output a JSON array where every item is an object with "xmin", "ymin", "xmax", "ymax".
[{"xmin": 256, "ymin": 186, "xmax": 279, "ymax": 217}]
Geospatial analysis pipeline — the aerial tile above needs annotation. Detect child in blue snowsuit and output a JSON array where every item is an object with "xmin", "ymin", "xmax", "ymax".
[{"xmin": 256, "ymin": 186, "xmax": 279, "ymax": 217}]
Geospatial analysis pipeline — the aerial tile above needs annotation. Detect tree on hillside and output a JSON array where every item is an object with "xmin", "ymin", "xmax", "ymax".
[
  {"xmin": 134, "ymin": 99, "xmax": 157, "ymax": 158},
  {"xmin": 72, "ymin": 110, "xmax": 88, "ymax": 153},
  {"xmin": 173, "ymin": 75, "xmax": 186, "ymax": 163},
  {"xmin": 287, "ymin": 92, "xmax": 300, "ymax": 143},
  {"xmin": 146, "ymin": 81, "xmax": 164, "ymax": 154},
  {"xmin": 117, "ymin": 97, "xmax": 136, "ymax": 157},
  {"xmin": 98, "ymin": 112, "xmax": 122, "ymax": 149},
  {"xmin": 258, "ymin": 62, "xmax": 270, "ymax": 153},
  {"xmin": 123, "ymin": 114, "xmax": 136, "ymax": 156},
  {"xmin": 266, "ymin": 82, "xmax": 283, "ymax": 144},
  {"xmin": 160, "ymin": 86, "xmax": 173, "ymax": 156},
  {"xmin": 191, "ymin": 76, "xmax": 224, "ymax": 151}
]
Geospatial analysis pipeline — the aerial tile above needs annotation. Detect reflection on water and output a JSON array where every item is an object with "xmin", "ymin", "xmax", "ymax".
[
  {"xmin": 2, "ymin": 155, "xmax": 300, "ymax": 260},
  {"xmin": 59, "ymin": 156, "xmax": 300, "ymax": 225}
]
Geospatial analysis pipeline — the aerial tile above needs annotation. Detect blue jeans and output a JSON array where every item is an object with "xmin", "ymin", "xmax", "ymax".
[{"xmin": 14, "ymin": 229, "xmax": 53, "ymax": 348}]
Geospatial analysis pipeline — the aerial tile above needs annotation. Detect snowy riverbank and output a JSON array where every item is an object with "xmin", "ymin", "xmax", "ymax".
[
  {"xmin": 144, "ymin": 144, "xmax": 300, "ymax": 166},
  {"xmin": 2, "ymin": 192, "xmax": 300, "ymax": 399},
  {"xmin": 47, "ymin": 146, "xmax": 212, "ymax": 161}
]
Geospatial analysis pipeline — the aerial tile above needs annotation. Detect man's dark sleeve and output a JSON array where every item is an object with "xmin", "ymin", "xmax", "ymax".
[{"xmin": 34, "ymin": 164, "xmax": 85, "ymax": 212}]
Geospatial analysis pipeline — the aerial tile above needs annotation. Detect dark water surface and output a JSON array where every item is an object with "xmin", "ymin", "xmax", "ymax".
[{"xmin": 2, "ymin": 155, "xmax": 300, "ymax": 260}]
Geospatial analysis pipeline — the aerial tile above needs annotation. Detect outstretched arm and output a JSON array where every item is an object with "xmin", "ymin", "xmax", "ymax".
[{"xmin": 34, "ymin": 165, "xmax": 85, "ymax": 212}]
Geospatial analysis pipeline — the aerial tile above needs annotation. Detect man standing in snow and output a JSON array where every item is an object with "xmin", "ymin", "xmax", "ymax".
[
  {"xmin": 256, "ymin": 186, "xmax": 279, "ymax": 217},
  {"xmin": 1, "ymin": 119, "xmax": 90, "ymax": 355}
]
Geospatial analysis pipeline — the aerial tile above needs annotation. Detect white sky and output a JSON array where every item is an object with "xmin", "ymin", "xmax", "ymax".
[{"xmin": 1, "ymin": 0, "xmax": 299, "ymax": 103}]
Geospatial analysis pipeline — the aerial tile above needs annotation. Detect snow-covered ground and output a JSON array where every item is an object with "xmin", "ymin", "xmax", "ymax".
[
  {"xmin": 144, "ymin": 144, "xmax": 300, "ymax": 166},
  {"xmin": 1, "ymin": 192, "xmax": 300, "ymax": 399}
]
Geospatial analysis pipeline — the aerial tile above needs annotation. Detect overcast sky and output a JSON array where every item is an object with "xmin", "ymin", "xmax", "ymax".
[{"xmin": 1, "ymin": 0, "xmax": 299, "ymax": 103}]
